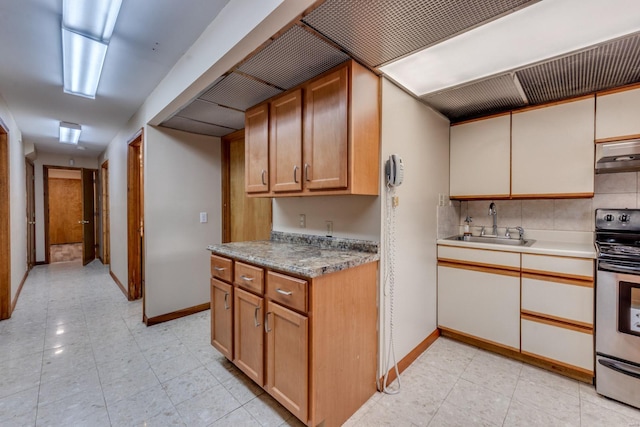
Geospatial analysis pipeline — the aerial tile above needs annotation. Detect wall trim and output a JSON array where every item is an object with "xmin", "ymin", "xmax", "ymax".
[
  {"xmin": 378, "ymin": 328, "xmax": 440, "ymax": 390},
  {"xmin": 109, "ymin": 269, "xmax": 128, "ymax": 299},
  {"xmin": 11, "ymin": 270, "xmax": 29, "ymax": 314},
  {"xmin": 145, "ymin": 302, "xmax": 210, "ymax": 327}
]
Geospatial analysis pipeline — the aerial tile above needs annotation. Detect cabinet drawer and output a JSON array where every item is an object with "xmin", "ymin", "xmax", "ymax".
[
  {"xmin": 235, "ymin": 262, "xmax": 264, "ymax": 294},
  {"xmin": 521, "ymin": 254, "xmax": 593, "ymax": 280},
  {"xmin": 521, "ymin": 316, "xmax": 593, "ymax": 373},
  {"xmin": 267, "ymin": 271, "xmax": 308, "ymax": 313},
  {"xmin": 437, "ymin": 245, "xmax": 520, "ymax": 270},
  {"xmin": 522, "ymin": 275, "xmax": 593, "ymax": 326},
  {"xmin": 211, "ymin": 255, "xmax": 233, "ymax": 282}
]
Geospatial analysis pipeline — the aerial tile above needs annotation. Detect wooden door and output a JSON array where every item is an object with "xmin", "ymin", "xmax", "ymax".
[
  {"xmin": 81, "ymin": 168, "xmax": 95, "ymax": 265},
  {"xmin": 128, "ymin": 132, "xmax": 144, "ymax": 301},
  {"xmin": 211, "ymin": 278, "xmax": 233, "ymax": 360},
  {"xmin": 266, "ymin": 300, "xmax": 308, "ymax": 422},
  {"xmin": 245, "ymin": 104, "xmax": 270, "ymax": 194},
  {"xmin": 303, "ymin": 66, "xmax": 348, "ymax": 190},
  {"xmin": 101, "ymin": 161, "xmax": 110, "ymax": 264},
  {"xmin": 270, "ymin": 89, "xmax": 303, "ymax": 193},
  {"xmin": 0, "ymin": 124, "xmax": 9, "ymax": 320},
  {"xmin": 234, "ymin": 287, "xmax": 264, "ymax": 385},
  {"xmin": 25, "ymin": 160, "xmax": 35, "ymax": 270},
  {"xmin": 48, "ymin": 175, "xmax": 82, "ymax": 245},
  {"xmin": 222, "ymin": 130, "xmax": 271, "ymax": 243}
]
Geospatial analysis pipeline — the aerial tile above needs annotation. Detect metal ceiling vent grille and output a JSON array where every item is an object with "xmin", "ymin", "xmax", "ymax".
[
  {"xmin": 517, "ymin": 32, "xmax": 640, "ymax": 105},
  {"xmin": 422, "ymin": 74, "xmax": 526, "ymax": 122},
  {"xmin": 161, "ymin": 116, "xmax": 236, "ymax": 137},
  {"xmin": 176, "ymin": 99, "xmax": 245, "ymax": 130},
  {"xmin": 302, "ymin": 0, "xmax": 536, "ymax": 67},
  {"xmin": 199, "ymin": 72, "xmax": 283, "ymax": 111},
  {"xmin": 238, "ymin": 25, "xmax": 350, "ymax": 90}
]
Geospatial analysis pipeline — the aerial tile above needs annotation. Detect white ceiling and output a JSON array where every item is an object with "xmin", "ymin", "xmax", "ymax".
[{"xmin": 0, "ymin": 0, "xmax": 231, "ymax": 157}]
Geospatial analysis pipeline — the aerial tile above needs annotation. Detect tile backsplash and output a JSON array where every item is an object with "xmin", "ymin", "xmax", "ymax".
[{"xmin": 455, "ymin": 172, "xmax": 640, "ymax": 233}]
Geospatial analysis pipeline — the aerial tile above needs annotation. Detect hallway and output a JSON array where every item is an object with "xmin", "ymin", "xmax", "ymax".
[{"xmin": 0, "ymin": 261, "xmax": 301, "ymax": 426}]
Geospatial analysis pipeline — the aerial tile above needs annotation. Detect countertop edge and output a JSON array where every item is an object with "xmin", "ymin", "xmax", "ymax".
[{"xmin": 436, "ymin": 238, "xmax": 597, "ymax": 259}]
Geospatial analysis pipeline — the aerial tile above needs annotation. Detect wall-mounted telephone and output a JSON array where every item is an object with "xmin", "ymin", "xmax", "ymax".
[{"xmin": 385, "ymin": 154, "xmax": 404, "ymax": 187}]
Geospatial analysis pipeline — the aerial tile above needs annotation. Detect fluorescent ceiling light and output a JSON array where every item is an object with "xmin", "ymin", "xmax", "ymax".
[
  {"xmin": 380, "ymin": 0, "xmax": 640, "ymax": 96},
  {"xmin": 59, "ymin": 121, "xmax": 82, "ymax": 145},
  {"xmin": 62, "ymin": 28, "xmax": 108, "ymax": 98},
  {"xmin": 63, "ymin": 0, "xmax": 123, "ymax": 41}
]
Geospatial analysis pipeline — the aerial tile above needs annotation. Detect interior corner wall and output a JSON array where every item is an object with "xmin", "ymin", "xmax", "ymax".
[
  {"xmin": 379, "ymin": 78, "xmax": 450, "ymax": 372},
  {"xmin": 143, "ymin": 126, "xmax": 221, "ymax": 319},
  {"xmin": 0, "ymin": 95, "xmax": 26, "ymax": 307},
  {"xmin": 33, "ymin": 153, "xmax": 99, "ymax": 262}
]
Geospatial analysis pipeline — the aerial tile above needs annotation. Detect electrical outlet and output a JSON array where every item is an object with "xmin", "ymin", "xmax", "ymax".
[
  {"xmin": 438, "ymin": 194, "xmax": 447, "ymax": 207},
  {"xmin": 299, "ymin": 214, "xmax": 306, "ymax": 228},
  {"xmin": 326, "ymin": 220, "xmax": 333, "ymax": 237}
]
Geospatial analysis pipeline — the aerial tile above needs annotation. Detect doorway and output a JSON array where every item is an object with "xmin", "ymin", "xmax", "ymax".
[
  {"xmin": 43, "ymin": 166, "xmax": 97, "ymax": 265},
  {"xmin": 222, "ymin": 130, "xmax": 272, "ymax": 243},
  {"xmin": 25, "ymin": 159, "xmax": 35, "ymax": 270},
  {"xmin": 127, "ymin": 130, "xmax": 144, "ymax": 302},
  {"xmin": 0, "ymin": 122, "xmax": 10, "ymax": 320},
  {"xmin": 101, "ymin": 160, "xmax": 110, "ymax": 265}
]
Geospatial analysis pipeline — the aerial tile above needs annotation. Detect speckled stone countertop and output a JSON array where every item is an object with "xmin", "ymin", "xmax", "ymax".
[{"xmin": 207, "ymin": 231, "xmax": 380, "ymax": 278}]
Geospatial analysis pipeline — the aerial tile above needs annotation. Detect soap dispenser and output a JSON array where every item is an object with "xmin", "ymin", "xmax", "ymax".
[{"xmin": 464, "ymin": 216, "xmax": 472, "ymax": 236}]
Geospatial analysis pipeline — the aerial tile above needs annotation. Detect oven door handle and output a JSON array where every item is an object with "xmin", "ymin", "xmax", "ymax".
[
  {"xmin": 599, "ymin": 358, "xmax": 640, "ymax": 380},
  {"xmin": 598, "ymin": 261, "xmax": 640, "ymax": 275}
]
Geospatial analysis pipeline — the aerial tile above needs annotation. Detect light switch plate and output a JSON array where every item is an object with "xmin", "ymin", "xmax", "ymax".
[{"xmin": 200, "ymin": 212, "xmax": 208, "ymax": 223}]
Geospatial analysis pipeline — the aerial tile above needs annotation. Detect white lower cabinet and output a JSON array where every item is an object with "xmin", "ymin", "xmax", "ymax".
[{"xmin": 438, "ymin": 263, "xmax": 520, "ymax": 351}]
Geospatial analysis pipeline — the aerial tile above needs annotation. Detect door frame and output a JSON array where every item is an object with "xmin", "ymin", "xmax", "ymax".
[
  {"xmin": 25, "ymin": 159, "xmax": 35, "ymax": 270},
  {"xmin": 101, "ymin": 160, "xmax": 110, "ymax": 265},
  {"xmin": 0, "ymin": 121, "xmax": 10, "ymax": 320},
  {"xmin": 127, "ymin": 129, "xmax": 144, "ymax": 303}
]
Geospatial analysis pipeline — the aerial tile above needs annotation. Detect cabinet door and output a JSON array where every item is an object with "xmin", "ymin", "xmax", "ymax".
[
  {"xmin": 511, "ymin": 97, "xmax": 595, "ymax": 197},
  {"xmin": 437, "ymin": 264, "xmax": 520, "ymax": 350},
  {"xmin": 450, "ymin": 114, "xmax": 511, "ymax": 198},
  {"xmin": 266, "ymin": 300, "xmax": 308, "ymax": 423},
  {"xmin": 596, "ymin": 87, "xmax": 640, "ymax": 141},
  {"xmin": 270, "ymin": 90, "xmax": 303, "ymax": 193},
  {"xmin": 234, "ymin": 288, "xmax": 264, "ymax": 385},
  {"xmin": 245, "ymin": 104, "xmax": 270, "ymax": 193},
  {"xmin": 303, "ymin": 66, "xmax": 348, "ymax": 190},
  {"xmin": 211, "ymin": 279, "xmax": 233, "ymax": 360}
]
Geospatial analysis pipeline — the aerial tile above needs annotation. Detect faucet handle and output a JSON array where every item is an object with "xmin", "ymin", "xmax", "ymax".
[
  {"xmin": 516, "ymin": 226, "xmax": 525, "ymax": 239},
  {"xmin": 480, "ymin": 226, "xmax": 486, "ymax": 236}
]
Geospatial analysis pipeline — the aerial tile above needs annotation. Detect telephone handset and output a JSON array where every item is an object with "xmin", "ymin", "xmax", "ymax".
[{"xmin": 385, "ymin": 154, "xmax": 404, "ymax": 187}]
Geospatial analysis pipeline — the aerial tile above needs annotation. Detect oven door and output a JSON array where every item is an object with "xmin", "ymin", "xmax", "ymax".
[{"xmin": 596, "ymin": 264, "xmax": 640, "ymax": 365}]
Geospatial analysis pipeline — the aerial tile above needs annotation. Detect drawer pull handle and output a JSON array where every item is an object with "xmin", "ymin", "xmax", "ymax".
[
  {"xmin": 265, "ymin": 312, "xmax": 272, "ymax": 333},
  {"xmin": 214, "ymin": 266, "xmax": 226, "ymax": 271},
  {"xmin": 240, "ymin": 275, "xmax": 254, "ymax": 282},
  {"xmin": 254, "ymin": 306, "xmax": 261, "ymax": 327},
  {"xmin": 223, "ymin": 292, "xmax": 230, "ymax": 310},
  {"xmin": 276, "ymin": 288, "xmax": 292, "ymax": 296},
  {"xmin": 293, "ymin": 165, "xmax": 299, "ymax": 183},
  {"xmin": 261, "ymin": 169, "xmax": 267, "ymax": 186},
  {"xmin": 304, "ymin": 164, "xmax": 310, "ymax": 182}
]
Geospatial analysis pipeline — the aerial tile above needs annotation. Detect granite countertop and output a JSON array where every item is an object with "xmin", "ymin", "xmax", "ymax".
[
  {"xmin": 207, "ymin": 232, "xmax": 380, "ymax": 278},
  {"xmin": 436, "ymin": 237, "xmax": 596, "ymax": 259}
]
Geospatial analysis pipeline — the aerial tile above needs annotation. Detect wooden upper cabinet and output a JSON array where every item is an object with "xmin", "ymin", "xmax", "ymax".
[
  {"xmin": 450, "ymin": 114, "xmax": 511, "ymax": 199},
  {"xmin": 270, "ymin": 89, "xmax": 303, "ymax": 193},
  {"xmin": 245, "ymin": 104, "xmax": 269, "ymax": 193},
  {"xmin": 511, "ymin": 97, "xmax": 595, "ymax": 198},
  {"xmin": 595, "ymin": 86, "xmax": 640, "ymax": 142},
  {"xmin": 303, "ymin": 66, "xmax": 349, "ymax": 191}
]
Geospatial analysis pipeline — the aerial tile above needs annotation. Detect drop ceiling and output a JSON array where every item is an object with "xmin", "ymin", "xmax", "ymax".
[{"xmin": 162, "ymin": 0, "xmax": 640, "ymax": 137}]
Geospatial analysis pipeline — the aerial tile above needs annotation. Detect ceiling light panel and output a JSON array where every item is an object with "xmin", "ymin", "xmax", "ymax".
[
  {"xmin": 380, "ymin": 0, "xmax": 640, "ymax": 96},
  {"xmin": 302, "ymin": 0, "xmax": 535, "ymax": 68},
  {"xmin": 59, "ymin": 121, "xmax": 81, "ymax": 144},
  {"xmin": 177, "ymin": 100, "xmax": 245, "ymax": 129},
  {"xmin": 422, "ymin": 74, "xmax": 525, "ymax": 122},
  {"xmin": 238, "ymin": 25, "xmax": 350, "ymax": 90},
  {"xmin": 62, "ymin": 29, "xmax": 108, "ymax": 98},
  {"xmin": 63, "ymin": 0, "xmax": 123, "ymax": 41},
  {"xmin": 161, "ymin": 116, "xmax": 236, "ymax": 137},
  {"xmin": 199, "ymin": 73, "xmax": 282, "ymax": 111},
  {"xmin": 516, "ymin": 32, "xmax": 640, "ymax": 105}
]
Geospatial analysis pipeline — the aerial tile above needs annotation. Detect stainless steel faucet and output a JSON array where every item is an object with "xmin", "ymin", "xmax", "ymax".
[{"xmin": 488, "ymin": 202, "xmax": 498, "ymax": 236}]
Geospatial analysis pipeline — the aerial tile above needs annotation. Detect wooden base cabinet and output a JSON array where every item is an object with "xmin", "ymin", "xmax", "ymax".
[
  {"xmin": 234, "ymin": 288, "xmax": 265, "ymax": 385},
  {"xmin": 210, "ymin": 278, "xmax": 233, "ymax": 360}
]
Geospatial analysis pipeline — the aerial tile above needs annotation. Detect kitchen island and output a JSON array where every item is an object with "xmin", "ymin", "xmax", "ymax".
[{"xmin": 207, "ymin": 232, "xmax": 379, "ymax": 427}]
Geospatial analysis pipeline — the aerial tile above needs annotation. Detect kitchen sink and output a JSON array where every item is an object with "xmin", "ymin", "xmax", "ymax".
[{"xmin": 445, "ymin": 235, "xmax": 536, "ymax": 247}]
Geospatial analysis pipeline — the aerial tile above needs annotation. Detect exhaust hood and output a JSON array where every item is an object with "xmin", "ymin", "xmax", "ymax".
[{"xmin": 596, "ymin": 139, "xmax": 640, "ymax": 174}]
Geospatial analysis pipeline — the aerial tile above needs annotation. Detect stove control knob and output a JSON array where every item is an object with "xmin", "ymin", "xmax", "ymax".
[
  {"xmin": 605, "ymin": 214, "xmax": 614, "ymax": 221},
  {"xmin": 620, "ymin": 214, "xmax": 630, "ymax": 222}
]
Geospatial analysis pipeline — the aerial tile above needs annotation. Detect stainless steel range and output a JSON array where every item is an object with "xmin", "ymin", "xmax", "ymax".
[{"xmin": 595, "ymin": 208, "xmax": 640, "ymax": 409}]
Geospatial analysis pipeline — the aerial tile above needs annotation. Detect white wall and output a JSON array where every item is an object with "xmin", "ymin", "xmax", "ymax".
[
  {"xmin": 379, "ymin": 79, "xmax": 450, "ymax": 372},
  {"xmin": 33, "ymin": 153, "xmax": 98, "ymax": 262},
  {"xmin": 0, "ymin": 95, "xmax": 26, "ymax": 306},
  {"xmin": 144, "ymin": 126, "xmax": 221, "ymax": 318}
]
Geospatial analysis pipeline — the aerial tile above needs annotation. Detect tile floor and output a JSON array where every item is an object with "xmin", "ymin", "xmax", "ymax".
[{"xmin": 1, "ymin": 260, "xmax": 640, "ymax": 426}]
